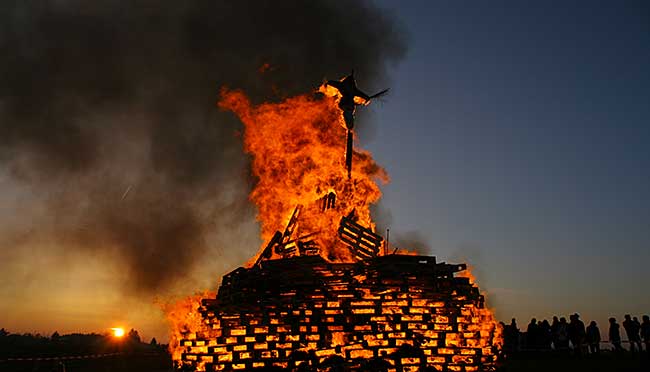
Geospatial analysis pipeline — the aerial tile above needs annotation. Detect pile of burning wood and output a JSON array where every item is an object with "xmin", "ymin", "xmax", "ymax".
[{"xmin": 177, "ymin": 253, "xmax": 500, "ymax": 371}]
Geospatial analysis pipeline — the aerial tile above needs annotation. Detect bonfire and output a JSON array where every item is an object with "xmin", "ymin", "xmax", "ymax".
[{"xmin": 166, "ymin": 77, "xmax": 502, "ymax": 372}]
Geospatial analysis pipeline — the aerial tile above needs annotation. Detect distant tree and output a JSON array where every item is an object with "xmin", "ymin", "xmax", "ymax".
[
  {"xmin": 150, "ymin": 337, "xmax": 157, "ymax": 346},
  {"xmin": 127, "ymin": 328, "xmax": 141, "ymax": 343},
  {"xmin": 51, "ymin": 331, "xmax": 60, "ymax": 341},
  {"xmin": 0, "ymin": 328, "xmax": 8, "ymax": 337}
]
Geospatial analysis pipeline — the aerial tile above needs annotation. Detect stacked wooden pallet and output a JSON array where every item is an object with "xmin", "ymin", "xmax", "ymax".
[{"xmin": 178, "ymin": 255, "xmax": 499, "ymax": 372}]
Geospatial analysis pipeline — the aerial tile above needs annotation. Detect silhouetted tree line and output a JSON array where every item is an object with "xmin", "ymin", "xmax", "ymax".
[
  {"xmin": 0, "ymin": 328, "xmax": 165, "ymax": 359},
  {"xmin": 501, "ymin": 313, "xmax": 650, "ymax": 357}
]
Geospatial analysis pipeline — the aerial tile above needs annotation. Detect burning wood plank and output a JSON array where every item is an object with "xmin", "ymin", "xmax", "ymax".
[
  {"xmin": 276, "ymin": 205, "xmax": 302, "ymax": 257},
  {"xmin": 320, "ymin": 192, "xmax": 336, "ymax": 211},
  {"xmin": 255, "ymin": 206, "xmax": 323, "ymax": 266},
  {"xmin": 338, "ymin": 211, "xmax": 383, "ymax": 260},
  {"xmin": 254, "ymin": 231, "xmax": 282, "ymax": 267}
]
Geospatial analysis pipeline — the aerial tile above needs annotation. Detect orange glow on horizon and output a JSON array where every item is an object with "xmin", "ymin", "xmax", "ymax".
[{"xmin": 111, "ymin": 327, "xmax": 125, "ymax": 338}]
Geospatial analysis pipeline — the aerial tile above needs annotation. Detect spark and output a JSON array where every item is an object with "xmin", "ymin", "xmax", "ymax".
[{"xmin": 121, "ymin": 185, "xmax": 132, "ymax": 201}]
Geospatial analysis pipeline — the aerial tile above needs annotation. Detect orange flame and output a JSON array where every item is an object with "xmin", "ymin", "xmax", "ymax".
[
  {"xmin": 218, "ymin": 88, "xmax": 388, "ymax": 263},
  {"xmin": 457, "ymin": 265, "xmax": 503, "ymax": 348},
  {"xmin": 161, "ymin": 291, "xmax": 215, "ymax": 364}
]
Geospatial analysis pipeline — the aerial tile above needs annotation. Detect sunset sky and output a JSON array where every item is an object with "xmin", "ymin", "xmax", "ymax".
[{"xmin": 1, "ymin": 1, "xmax": 648, "ymax": 342}]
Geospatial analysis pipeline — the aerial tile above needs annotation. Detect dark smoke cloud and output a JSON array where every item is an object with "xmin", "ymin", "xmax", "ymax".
[{"xmin": 0, "ymin": 1, "xmax": 407, "ymax": 295}]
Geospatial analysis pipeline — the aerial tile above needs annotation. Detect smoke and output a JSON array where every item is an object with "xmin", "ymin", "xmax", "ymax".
[
  {"xmin": 371, "ymin": 203, "xmax": 431, "ymax": 255},
  {"xmin": 0, "ymin": 1, "xmax": 407, "ymax": 296},
  {"xmin": 449, "ymin": 243, "xmax": 488, "ymax": 285},
  {"xmin": 390, "ymin": 231, "xmax": 431, "ymax": 255}
]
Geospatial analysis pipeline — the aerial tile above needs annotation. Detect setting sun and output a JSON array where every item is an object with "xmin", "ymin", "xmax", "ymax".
[{"xmin": 110, "ymin": 327, "xmax": 125, "ymax": 338}]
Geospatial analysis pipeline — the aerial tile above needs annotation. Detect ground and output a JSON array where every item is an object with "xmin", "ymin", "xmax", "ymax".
[
  {"xmin": 497, "ymin": 351, "xmax": 649, "ymax": 372},
  {"xmin": 2, "ymin": 351, "xmax": 649, "ymax": 371},
  {"xmin": 0, "ymin": 351, "xmax": 172, "ymax": 372}
]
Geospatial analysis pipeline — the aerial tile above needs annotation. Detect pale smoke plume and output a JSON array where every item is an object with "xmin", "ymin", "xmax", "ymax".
[{"xmin": 0, "ymin": 1, "xmax": 407, "ymax": 295}]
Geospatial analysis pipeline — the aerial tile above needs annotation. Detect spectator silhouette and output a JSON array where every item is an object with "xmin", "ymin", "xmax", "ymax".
[
  {"xmin": 609, "ymin": 317, "xmax": 623, "ymax": 353},
  {"xmin": 641, "ymin": 315, "xmax": 650, "ymax": 353},
  {"xmin": 633, "ymin": 316, "xmax": 643, "ymax": 351},
  {"xmin": 539, "ymin": 320, "xmax": 552, "ymax": 350},
  {"xmin": 527, "ymin": 318, "xmax": 538, "ymax": 350},
  {"xmin": 568, "ymin": 313, "xmax": 586, "ymax": 355},
  {"xmin": 551, "ymin": 316, "xmax": 560, "ymax": 349},
  {"xmin": 503, "ymin": 318, "xmax": 520, "ymax": 354},
  {"xmin": 623, "ymin": 314, "xmax": 642, "ymax": 352},
  {"xmin": 585, "ymin": 321, "xmax": 600, "ymax": 354},
  {"xmin": 555, "ymin": 317, "xmax": 570, "ymax": 351}
]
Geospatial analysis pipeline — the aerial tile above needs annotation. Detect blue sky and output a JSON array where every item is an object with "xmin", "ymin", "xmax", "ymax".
[{"xmin": 367, "ymin": 0, "xmax": 649, "ymax": 324}]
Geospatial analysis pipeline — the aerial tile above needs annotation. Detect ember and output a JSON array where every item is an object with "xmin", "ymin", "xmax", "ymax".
[{"xmin": 168, "ymin": 77, "xmax": 502, "ymax": 371}]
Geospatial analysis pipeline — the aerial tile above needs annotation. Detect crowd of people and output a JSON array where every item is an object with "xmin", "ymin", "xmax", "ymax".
[{"xmin": 501, "ymin": 313, "xmax": 650, "ymax": 355}]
